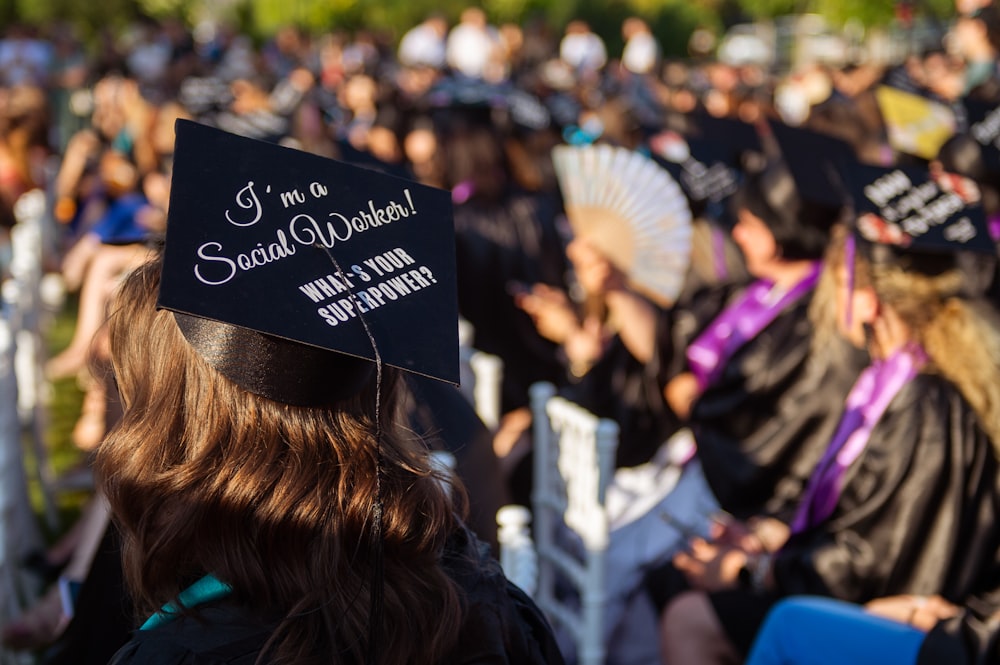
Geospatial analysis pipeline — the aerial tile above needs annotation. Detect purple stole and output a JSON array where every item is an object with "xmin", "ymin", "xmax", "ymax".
[
  {"xmin": 989, "ymin": 213, "xmax": 1000, "ymax": 242},
  {"xmin": 685, "ymin": 262, "xmax": 822, "ymax": 392},
  {"xmin": 789, "ymin": 343, "xmax": 928, "ymax": 534}
]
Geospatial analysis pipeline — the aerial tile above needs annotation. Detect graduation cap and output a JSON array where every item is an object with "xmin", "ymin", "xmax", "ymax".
[
  {"xmin": 875, "ymin": 84, "xmax": 957, "ymax": 161},
  {"xmin": 159, "ymin": 119, "xmax": 460, "ymax": 406},
  {"xmin": 647, "ymin": 129, "xmax": 742, "ymax": 223},
  {"xmin": 767, "ymin": 120, "xmax": 855, "ymax": 209},
  {"xmin": 728, "ymin": 121, "xmax": 851, "ymax": 260},
  {"xmin": 424, "ymin": 77, "xmax": 551, "ymax": 131},
  {"xmin": 846, "ymin": 162, "xmax": 994, "ymax": 255},
  {"xmin": 687, "ymin": 113, "xmax": 762, "ymax": 168},
  {"xmin": 960, "ymin": 98, "xmax": 1000, "ymax": 181}
]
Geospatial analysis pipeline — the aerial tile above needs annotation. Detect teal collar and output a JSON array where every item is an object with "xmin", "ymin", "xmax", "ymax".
[{"xmin": 140, "ymin": 574, "xmax": 233, "ymax": 631}]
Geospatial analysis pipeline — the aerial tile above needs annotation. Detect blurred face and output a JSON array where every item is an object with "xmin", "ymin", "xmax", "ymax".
[
  {"xmin": 834, "ymin": 261, "xmax": 864, "ymax": 347},
  {"xmin": 404, "ymin": 127, "xmax": 437, "ymax": 165},
  {"xmin": 732, "ymin": 208, "xmax": 778, "ymax": 277},
  {"xmin": 832, "ymin": 250, "xmax": 880, "ymax": 350}
]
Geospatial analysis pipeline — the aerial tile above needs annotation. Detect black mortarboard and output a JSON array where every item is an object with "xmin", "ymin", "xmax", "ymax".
[
  {"xmin": 424, "ymin": 77, "xmax": 551, "ymax": 132},
  {"xmin": 687, "ymin": 113, "xmax": 762, "ymax": 168},
  {"xmin": 767, "ymin": 121, "xmax": 855, "ymax": 210},
  {"xmin": 727, "ymin": 121, "xmax": 850, "ymax": 260},
  {"xmin": 159, "ymin": 119, "xmax": 459, "ymax": 406},
  {"xmin": 647, "ymin": 129, "xmax": 741, "ymax": 223},
  {"xmin": 847, "ymin": 163, "xmax": 994, "ymax": 255},
  {"xmin": 961, "ymin": 98, "xmax": 1000, "ymax": 181}
]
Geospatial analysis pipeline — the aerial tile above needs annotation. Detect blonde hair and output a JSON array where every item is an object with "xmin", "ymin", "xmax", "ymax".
[
  {"xmin": 808, "ymin": 224, "xmax": 850, "ymax": 360},
  {"xmin": 853, "ymin": 241, "xmax": 1000, "ymax": 447}
]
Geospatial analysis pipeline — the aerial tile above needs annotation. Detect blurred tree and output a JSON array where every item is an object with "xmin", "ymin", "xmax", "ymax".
[
  {"xmin": 733, "ymin": 0, "xmax": 798, "ymax": 20},
  {"xmin": 11, "ymin": 0, "xmax": 140, "ymax": 37},
  {"xmin": 810, "ymin": 0, "xmax": 952, "ymax": 26},
  {"xmin": 0, "ymin": 0, "xmax": 954, "ymax": 52}
]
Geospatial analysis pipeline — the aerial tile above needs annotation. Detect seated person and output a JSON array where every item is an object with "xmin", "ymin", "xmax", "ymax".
[
  {"xmin": 658, "ymin": 172, "xmax": 1000, "ymax": 665},
  {"xmin": 98, "ymin": 123, "xmax": 564, "ymax": 665},
  {"xmin": 744, "ymin": 593, "xmax": 998, "ymax": 665}
]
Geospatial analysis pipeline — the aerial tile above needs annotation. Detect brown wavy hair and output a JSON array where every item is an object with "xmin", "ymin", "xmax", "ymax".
[
  {"xmin": 823, "ymin": 232, "xmax": 1000, "ymax": 447},
  {"xmin": 95, "ymin": 257, "xmax": 464, "ymax": 665}
]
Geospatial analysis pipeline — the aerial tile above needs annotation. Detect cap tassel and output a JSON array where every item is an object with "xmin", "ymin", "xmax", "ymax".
[
  {"xmin": 844, "ymin": 234, "xmax": 856, "ymax": 327},
  {"xmin": 313, "ymin": 244, "xmax": 385, "ymax": 665}
]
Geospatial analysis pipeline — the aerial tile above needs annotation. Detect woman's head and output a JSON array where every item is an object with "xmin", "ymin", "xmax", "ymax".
[
  {"xmin": 732, "ymin": 160, "xmax": 841, "ymax": 268},
  {"xmin": 934, "ymin": 133, "xmax": 1000, "ymax": 217},
  {"xmin": 827, "ymin": 231, "xmax": 1000, "ymax": 443},
  {"xmin": 98, "ymin": 257, "xmax": 464, "ymax": 665},
  {"xmin": 831, "ymin": 233, "xmax": 964, "ymax": 348}
]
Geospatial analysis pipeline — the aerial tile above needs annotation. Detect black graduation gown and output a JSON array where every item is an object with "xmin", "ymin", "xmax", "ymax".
[
  {"xmin": 560, "ymin": 333, "xmax": 681, "ymax": 469},
  {"xmin": 550, "ymin": 218, "xmax": 751, "ymax": 470},
  {"xmin": 709, "ymin": 373, "xmax": 1000, "ymax": 656},
  {"xmin": 691, "ymin": 298, "xmax": 864, "ymax": 521},
  {"xmin": 654, "ymin": 281, "xmax": 863, "ymax": 519},
  {"xmin": 107, "ymin": 527, "xmax": 565, "ymax": 665},
  {"xmin": 918, "ymin": 594, "xmax": 1000, "ymax": 665},
  {"xmin": 452, "ymin": 190, "xmax": 569, "ymax": 414},
  {"xmin": 773, "ymin": 374, "xmax": 1000, "ymax": 603},
  {"xmin": 557, "ymin": 244, "xmax": 748, "ymax": 470}
]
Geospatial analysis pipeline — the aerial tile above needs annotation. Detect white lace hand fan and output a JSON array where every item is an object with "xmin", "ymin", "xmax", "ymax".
[{"xmin": 552, "ymin": 143, "xmax": 693, "ymax": 306}]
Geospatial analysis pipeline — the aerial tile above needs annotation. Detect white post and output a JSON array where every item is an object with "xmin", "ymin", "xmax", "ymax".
[
  {"xmin": 496, "ymin": 504, "xmax": 537, "ymax": 596},
  {"xmin": 529, "ymin": 381, "xmax": 556, "ymax": 609}
]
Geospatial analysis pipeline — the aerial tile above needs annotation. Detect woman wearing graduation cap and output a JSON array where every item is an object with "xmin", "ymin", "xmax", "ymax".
[
  {"xmin": 97, "ymin": 121, "xmax": 564, "ymax": 665},
  {"xmin": 657, "ymin": 164, "xmax": 1000, "ymax": 665},
  {"xmin": 651, "ymin": 123, "xmax": 865, "ymax": 521}
]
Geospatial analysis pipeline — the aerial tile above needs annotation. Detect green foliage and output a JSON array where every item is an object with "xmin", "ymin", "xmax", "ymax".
[
  {"xmin": 136, "ymin": 0, "xmax": 200, "ymax": 20},
  {"xmin": 35, "ymin": 295, "xmax": 90, "ymax": 544},
  {"xmin": 734, "ymin": 0, "xmax": 954, "ymax": 27},
  {"xmin": 734, "ymin": 0, "xmax": 798, "ymax": 20},
  {"xmin": 811, "ymin": 0, "xmax": 894, "ymax": 26},
  {"xmin": 9, "ymin": 0, "xmax": 140, "ymax": 36},
  {"xmin": 0, "ymin": 0, "xmax": 956, "ymax": 63}
]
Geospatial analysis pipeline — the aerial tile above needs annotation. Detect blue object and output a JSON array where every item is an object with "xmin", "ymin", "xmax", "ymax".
[
  {"xmin": 745, "ymin": 597, "xmax": 926, "ymax": 665},
  {"xmin": 90, "ymin": 192, "xmax": 150, "ymax": 245},
  {"xmin": 140, "ymin": 574, "xmax": 233, "ymax": 631}
]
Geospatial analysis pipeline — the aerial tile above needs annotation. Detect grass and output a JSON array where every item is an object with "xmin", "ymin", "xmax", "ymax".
[{"xmin": 29, "ymin": 292, "xmax": 93, "ymax": 546}]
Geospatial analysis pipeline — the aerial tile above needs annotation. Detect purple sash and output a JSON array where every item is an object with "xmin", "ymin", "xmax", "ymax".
[
  {"xmin": 789, "ymin": 343, "xmax": 928, "ymax": 534},
  {"xmin": 685, "ymin": 262, "xmax": 821, "ymax": 391},
  {"xmin": 988, "ymin": 213, "xmax": 1000, "ymax": 242}
]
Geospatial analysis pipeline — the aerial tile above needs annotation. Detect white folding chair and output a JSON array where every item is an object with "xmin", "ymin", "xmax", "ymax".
[
  {"xmin": 0, "ymin": 191, "xmax": 49, "ymax": 664},
  {"xmin": 5, "ymin": 190, "xmax": 58, "ymax": 531},
  {"xmin": 526, "ymin": 381, "xmax": 619, "ymax": 665},
  {"xmin": 457, "ymin": 318, "xmax": 504, "ymax": 431}
]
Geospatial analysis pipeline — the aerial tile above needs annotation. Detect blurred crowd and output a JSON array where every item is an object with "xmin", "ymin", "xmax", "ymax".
[{"xmin": 1, "ymin": 2, "xmax": 1000, "ymax": 664}]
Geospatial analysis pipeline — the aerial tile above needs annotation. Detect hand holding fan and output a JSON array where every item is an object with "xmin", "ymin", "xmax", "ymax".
[{"xmin": 552, "ymin": 144, "xmax": 693, "ymax": 306}]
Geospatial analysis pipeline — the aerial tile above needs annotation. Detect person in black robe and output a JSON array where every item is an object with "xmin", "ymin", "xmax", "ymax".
[
  {"xmin": 658, "ymin": 179, "xmax": 1000, "ymax": 664},
  {"xmin": 653, "ymin": 269, "xmax": 863, "ymax": 521},
  {"xmin": 439, "ymin": 107, "xmax": 569, "ymax": 417},
  {"xmin": 643, "ymin": 136, "xmax": 862, "ymax": 520},
  {"xmin": 738, "ymin": 546, "xmax": 1000, "ymax": 665},
  {"xmin": 95, "ymin": 122, "xmax": 565, "ymax": 665},
  {"xmin": 109, "ymin": 525, "xmax": 563, "ymax": 665},
  {"xmin": 99, "ymin": 252, "xmax": 564, "ymax": 665}
]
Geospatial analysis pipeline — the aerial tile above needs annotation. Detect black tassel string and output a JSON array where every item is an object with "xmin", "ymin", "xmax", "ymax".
[{"xmin": 313, "ymin": 244, "xmax": 385, "ymax": 665}]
